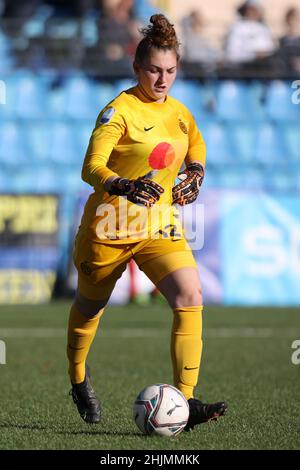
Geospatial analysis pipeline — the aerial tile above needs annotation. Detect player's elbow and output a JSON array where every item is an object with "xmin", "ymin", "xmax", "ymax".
[
  {"xmin": 81, "ymin": 152, "xmax": 96, "ymax": 185},
  {"xmin": 81, "ymin": 164, "xmax": 90, "ymax": 185}
]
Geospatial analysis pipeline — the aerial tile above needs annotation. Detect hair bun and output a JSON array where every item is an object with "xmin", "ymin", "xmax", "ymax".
[
  {"xmin": 142, "ymin": 14, "xmax": 179, "ymax": 49},
  {"xmin": 135, "ymin": 14, "xmax": 180, "ymax": 64}
]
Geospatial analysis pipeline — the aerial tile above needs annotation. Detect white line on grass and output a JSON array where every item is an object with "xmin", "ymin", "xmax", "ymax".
[{"xmin": 0, "ymin": 327, "xmax": 299, "ymax": 338}]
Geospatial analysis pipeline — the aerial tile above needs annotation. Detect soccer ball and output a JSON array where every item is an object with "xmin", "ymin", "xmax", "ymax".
[{"xmin": 133, "ymin": 384, "xmax": 189, "ymax": 437}]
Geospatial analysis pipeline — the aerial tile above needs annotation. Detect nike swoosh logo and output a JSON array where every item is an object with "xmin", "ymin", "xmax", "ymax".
[
  {"xmin": 144, "ymin": 126, "xmax": 155, "ymax": 132},
  {"xmin": 184, "ymin": 366, "xmax": 199, "ymax": 370}
]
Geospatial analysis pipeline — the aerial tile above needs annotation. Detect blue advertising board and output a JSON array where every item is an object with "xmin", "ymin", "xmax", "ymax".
[
  {"xmin": 66, "ymin": 188, "xmax": 300, "ymax": 306},
  {"xmin": 0, "ymin": 194, "xmax": 60, "ymax": 303},
  {"xmin": 192, "ymin": 189, "xmax": 223, "ymax": 305},
  {"xmin": 221, "ymin": 191, "xmax": 300, "ymax": 305}
]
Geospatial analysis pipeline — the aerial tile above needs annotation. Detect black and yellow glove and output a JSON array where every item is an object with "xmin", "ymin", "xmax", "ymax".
[
  {"xmin": 108, "ymin": 174, "xmax": 164, "ymax": 208},
  {"xmin": 172, "ymin": 162, "xmax": 204, "ymax": 206}
]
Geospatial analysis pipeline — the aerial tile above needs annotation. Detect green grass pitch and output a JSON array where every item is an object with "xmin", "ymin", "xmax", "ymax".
[{"xmin": 0, "ymin": 300, "xmax": 299, "ymax": 450}]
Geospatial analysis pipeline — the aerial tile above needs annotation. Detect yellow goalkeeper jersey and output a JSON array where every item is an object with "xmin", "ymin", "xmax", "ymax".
[{"xmin": 78, "ymin": 85, "xmax": 206, "ymax": 243}]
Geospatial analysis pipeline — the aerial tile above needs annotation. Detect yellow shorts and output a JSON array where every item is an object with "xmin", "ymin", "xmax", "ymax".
[{"xmin": 73, "ymin": 234, "xmax": 197, "ymax": 301}]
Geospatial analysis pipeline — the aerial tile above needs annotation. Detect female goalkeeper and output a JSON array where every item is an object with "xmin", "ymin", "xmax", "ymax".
[{"xmin": 67, "ymin": 14, "xmax": 227, "ymax": 431}]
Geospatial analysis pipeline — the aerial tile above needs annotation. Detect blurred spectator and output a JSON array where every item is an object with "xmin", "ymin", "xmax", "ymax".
[
  {"xmin": 2, "ymin": 0, "xmax": 42, "ymax": 20},
  {"xmin": 45, "ymin": 0, "xmax": 97, "ymax": 17},
  {"xmin": 2, "ymin": 0, "xmax": 99, "ymax": 22},
  {"xmin": 181, "ymin": 10, "xmax": 220, "ymax": 65},
  {"xmin": 134, "ymin": 0, "xmax": 158, "ymax": 23},
  {"xmin": 279, "ymin": 7, "xmax": 300, "ymax": 74},
  {"xmin": 0, "ymin": 0, "xmax": 22, "ymax": 71},
  {"xmin": 84, "ymin": 0, "xmax": 141, "ymax": 75},
  {"xmin": 224, "ymin": 0, "xmax": 276, "ymax": 64},
  {"xmin": 0, "ymin": 27, "xmax": 15, "ymax": 72}
]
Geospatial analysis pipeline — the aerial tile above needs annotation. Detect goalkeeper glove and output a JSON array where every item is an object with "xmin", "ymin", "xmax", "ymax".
[
  {"xmin": 172, "ymin": 162, "xmax": 204, "ymax": 206},
  {"xmin": 108, "ymin": 174, "xmax": 164, "ymax": 208}
]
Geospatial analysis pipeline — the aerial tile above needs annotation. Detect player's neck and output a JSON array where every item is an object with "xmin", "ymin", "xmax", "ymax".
[{"xmin": 136, "ymin": 84, "xmax": 167, "ymax": 104}]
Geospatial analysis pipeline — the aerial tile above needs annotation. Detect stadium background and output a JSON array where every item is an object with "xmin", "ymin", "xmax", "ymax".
[
  {"xmin": 0, "ymin": 0, "xmax": 300, "ymax": 453},
  {"xmin": 0, "ymin": 0, "xmax": 299, "ymax": 306}
]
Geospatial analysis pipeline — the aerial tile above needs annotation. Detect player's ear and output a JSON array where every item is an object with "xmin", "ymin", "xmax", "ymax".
[{"xmin": 133, "ymin": 61, "xmax": 139, "ymax": 77}]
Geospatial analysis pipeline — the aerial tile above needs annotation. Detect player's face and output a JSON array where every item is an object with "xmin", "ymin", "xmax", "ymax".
[{"xmin": 134, "ymin": 48, "xmax": 177, "ymax": 103}]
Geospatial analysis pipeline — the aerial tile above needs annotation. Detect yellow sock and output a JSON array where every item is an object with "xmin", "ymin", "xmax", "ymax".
[
  {"xmin": 66, "ymin": 303, "xmax": 104, "ymax": 384},
  {"xmin": 171, "ymin": 306, "xmax": 203, "ymax": 400}
]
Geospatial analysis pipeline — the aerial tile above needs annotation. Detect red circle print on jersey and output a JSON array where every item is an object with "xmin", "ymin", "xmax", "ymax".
[{"xmin": 148, "ymin": 142, "xmax": 175, "ymax": 169}]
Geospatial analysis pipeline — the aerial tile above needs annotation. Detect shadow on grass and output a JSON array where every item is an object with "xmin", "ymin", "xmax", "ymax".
[
  {"xmin": 0, "ymin": 423, "xmax": 47, "ymax": 431},
  {"xmin": 57, "ymin": 429, "xmax": 143, "ymax": 437},
  {"xmin": 0, "ymin": 422, "xmax": 143, "ymax": 438}
]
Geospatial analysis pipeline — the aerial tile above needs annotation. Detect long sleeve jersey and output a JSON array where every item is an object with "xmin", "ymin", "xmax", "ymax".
[{"xmin": 78, "ymin": 85, "xmax": 206, "ymax": 243}]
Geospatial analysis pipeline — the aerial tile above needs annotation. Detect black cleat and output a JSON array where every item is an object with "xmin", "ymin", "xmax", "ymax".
[
  {"xmin": 70, "ymin": 365, "xmax": 101, "ymax": 424},
  {"xmin": 185, "ymin": 398, "xmax": 228, "ymax": 431}
]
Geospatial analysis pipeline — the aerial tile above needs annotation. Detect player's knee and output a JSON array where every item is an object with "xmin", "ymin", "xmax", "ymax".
[
  {"xmin": 173, "ymin": 288, "xmax": 202, "ymax": 309},
  {"xmin": 75, "ymin": 292, "xmax": 108, "ymax": 318}
]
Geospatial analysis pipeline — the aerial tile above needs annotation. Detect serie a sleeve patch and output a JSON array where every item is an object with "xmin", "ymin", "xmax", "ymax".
[{"xmin": 100, "ymin": 107, "xmax": 116, "ymax": 124}]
